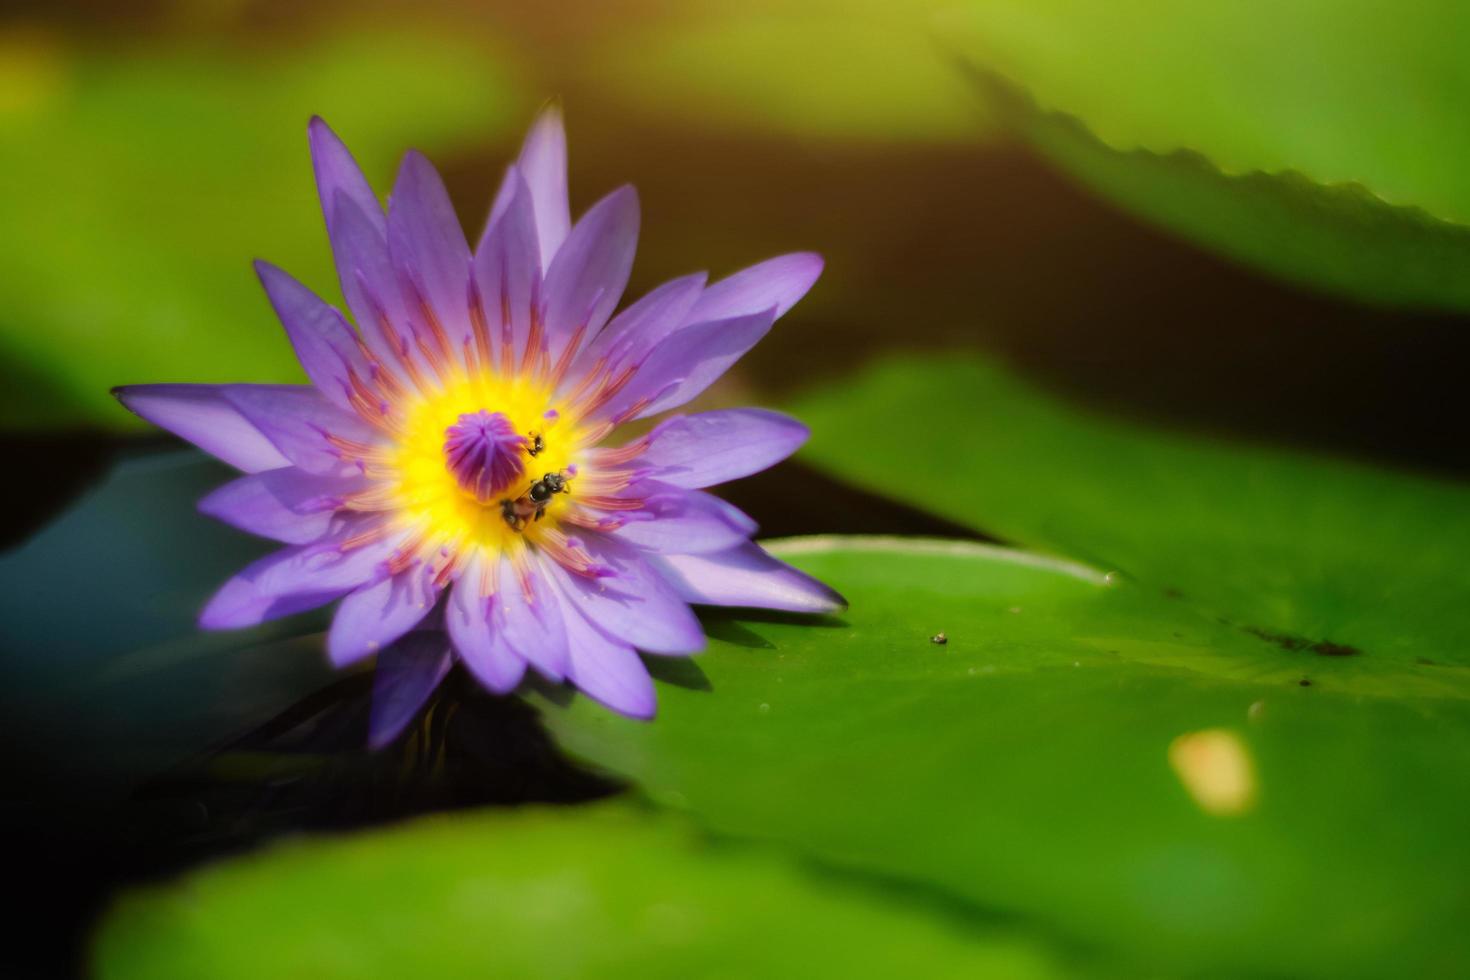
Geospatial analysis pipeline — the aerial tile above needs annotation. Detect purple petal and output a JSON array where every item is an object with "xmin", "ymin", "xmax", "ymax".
[
  {"xmin": 327, "ymin": 563, "xmax": 440, "ymax": 667},
  {"xmin": 565, "ymin": 273, "xmax": 706, "ymax": 388},
  {"xmin": 606, "ymin": 308, "xmax": 776, "ymax": 422},
  {"xmin": 446, "ymin": 558, "xmax": 527, "ymax": 693},
  {"xmin": 546, "ymin": 536, "xmax": 704, "ymax": 656},
  {"xmin": 113, "ymin": 385, "xmax": 291, "ymax": 473},
  {"xmin": 655, "ymin": 542, "xmax": 847, "ymax": 614},
  {"xmin": 387, "ymin": 151, "xmax": 472, "ymax": 338},
  {"xmin": 688, "ymin": 252, "xmax": 823, "ymax": 323},
  {"xmin": 637, "ymin": 409, "xmax": 809, "ymax": 489},
  {"xmin": 199, "ymin": 517, "xmax": 401, "ymax": 629},
  {"xmin": 541, "ymin": 185, "xmax": 639, "ymax": 366},
  {"xmin": 368, "ymin": 629, "xmax": 452, "ymax": 749},
  {"xmin": 198, "ymin": 468, "xmax": 360, "ymax": 544},
  {"xmin": 558, "ymin": 598, "xmax": 655, "ymax": 720},
  {"xmin": 254, "ymin": 261, "xmax": 370, "ymax": 413},
  {"xmin": 613, "ymin": 484, "xmax": 757, "ymax": 555},
  {"xmin": 222, "ymin": 384, "xmax": 380, "ymax": 477},
  {"xmin": 491, "ymin": 554, "xmax": 570, "ymax": 680},
  {"xmin": 472, "ymin": 167, "xmax": 541, "ymax": 364},
  {"xmin": 309, "ymin": 116, "xmax": 384, "ymax": 239},
  {"xmin": 328, "ymin": 192, "xmax": 426, "ymax": 381},
  {"xmin": 516, "ymin": 103, "xmax": 571, "ymax": 269},
  {"xmin": 485, "ymin": 164, "xmax": 518, "ymax": 232},
  {"xmin": 198, "ymin": 584, "xmax": 346, "ymax": 631}
]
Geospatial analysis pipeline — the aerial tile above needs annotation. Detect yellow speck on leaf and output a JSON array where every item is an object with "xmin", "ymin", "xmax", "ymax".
[{"xmin": 1168, "ymin": 728, "xmax": 1258, "ymax": 817}]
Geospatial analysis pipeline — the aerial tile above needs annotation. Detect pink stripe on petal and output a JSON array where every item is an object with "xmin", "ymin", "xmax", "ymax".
[
  {"xmin": 546, "ymin": 535, "xmax": 704, "ymax": 656},
  {"xmin": 566, "ymin": 272, "xmax": 706, "ymax": 390},
  {"xmin": 254, "ymin": 261, "xmax": 370, "ymax": 413},
  {"xmin": 473, "ymin": 167, "xmax": 541, "ymax": 370},
  {"xmin": 222, "ymin": 384, "xmax": 381, "ymax": 477},
  {"xmin": 494, "ymin": 554, "xmax": 569, "ymax": 680},
  {"xmin": 541, "ymin": 185, "xmax": 639, "ymax": 369},
  {"xmin": 198, "ymin": 468, "xmax": 360, "ymax": 545},
  {"xmin": 387, "ymin": 150, "xmax": 472, "ymax": 338},
  {"xmin": 602, "ymin": 308, "xmax": 776, "ymax": 422},
  {"xmin": 610, "ymin": 484, "xmax": 757, "ymax": 555},
  {"xmin": 446, "ymin": 558, "xmax": 527, "ymax": 693},
  {"xmin": 327, "ymin": 563, "xmax": 440, "ymax": 667}
]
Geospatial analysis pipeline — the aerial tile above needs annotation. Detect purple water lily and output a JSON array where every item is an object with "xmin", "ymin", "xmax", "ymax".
[{"xmin": 115, "ymin": 106, "xmax": 844, "ymax": 746}]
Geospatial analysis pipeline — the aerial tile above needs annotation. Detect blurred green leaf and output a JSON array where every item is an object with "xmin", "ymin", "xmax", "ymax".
[
  {"xmin": 942, "ymin": 1, "xmax": 1470, "ymax": 308},
  {"xmin": 94, "ymin": 802, "xmax": 1072, "ymax": 979},
  {"xmin": 588, "ymin": 3, "xmax": 990, "ymax": 144},
  {"xmin": 0, "ymin": 30, "xmax": 517, "ymax": 430},
  {"xmin": 0, "ymin": 450, "xmax": 332, "ymax": 799},
  {"xmin": 792, "ymin": 355, "xmax": 1470, "ymax": 672},
  {"xmin": 542, "ymin": 537, "xmax": 1470, "ymax": 978}
]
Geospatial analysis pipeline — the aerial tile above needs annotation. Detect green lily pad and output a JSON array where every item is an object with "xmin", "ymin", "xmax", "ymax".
[
  {"xmin": 587, "ymin": 3, "xmax": 992, "ymax": 144},
  {"xmin": 541, "ymin": 537, "xmax": 1470, "ymax": 978},
  {"xmin": 93, "ymin": 803, "xmax": 1073, "ymax": 979},
  {"xmin": 792, "ymin": 355, "xmax": 1470, "ymax": 674},
  {"xmin": 942, "ymin": 1, "xmax": 1470, "ymax": 308},
  {"xmin": 0, "ymin": 30, "xmax": 516, "ymax": 431}
]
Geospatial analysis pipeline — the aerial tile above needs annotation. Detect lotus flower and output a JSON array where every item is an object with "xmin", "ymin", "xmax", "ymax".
[{"xmin": 115, "ymin": 105, "xmax": 843, "ymax": 746}]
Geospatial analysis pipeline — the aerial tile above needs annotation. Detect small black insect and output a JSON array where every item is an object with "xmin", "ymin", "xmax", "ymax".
[
  {"xmin": 526, "ymin": 431, "xmax": 545, "ymax": 457},
  {"xmin": 528, "ymin": 471, "xmax": 567, "ymax": 503},
  {"xmin": 501, "ymin": 471, "xmax": 570, "ymax": 531}
]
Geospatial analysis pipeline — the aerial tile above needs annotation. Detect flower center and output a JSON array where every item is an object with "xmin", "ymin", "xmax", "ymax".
[{"xmin": 443, "ymin": 410, "xmax": 526, "ymax": 503}]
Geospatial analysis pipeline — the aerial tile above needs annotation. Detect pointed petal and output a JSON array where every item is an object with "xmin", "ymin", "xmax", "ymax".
[
  {"xmin": 566, "ymin": 272, "xmax": 706, "ymax": 388},
  {"xmin": 198, "ymin": 468, "xmax": 360, "ymax": 544},
  {"xmin": 689, "ymin": 252, "xmax": 822, "ymax": 323},
  {"xmin": 472, "ymin": 167, "xmax": 541, "ymax": 364},
  {"xmin": 221, "ymin": 384, "xmax": 380, "ymax": 477},
  {"xmin": 655, "ymin": 542, "xmax": 847, "ymax": 614},
  {"xmin": 612, "ymin": 485, "xmax": 757, "ymax": 555},
  {"xmin": 328, "ymin": 563, "xmax": 440, "ymax": 667},
  {"xmin": 605, "ymin": 308, "xmax": 776, "ymax": 422},
  {"xmin": 485, "ymin": 164, "xmax": 518, "ymax": 232},
  {"xmin": 328, "ymin": 192, "xmax": 427, "ymax": 381},
  {"xmin": 309, "ymin": 116, "xmax": 384, "ymax": 239},
  {"xmin": 113, "ymin": 385, "xmax": 291, "ymax": 473},
  {"xmin": 197, "ymin": 584, "xmax": 346, "ymax": 631},
  {"xmin": 387, "ymin": 150, "xmax": 472, "ymax": 337},
  {"xmin": 494, "ymin": 554, "xmax": 570, "ymax": 680},
  {"xmin": 254, "ymin": 261, "xmax": 370, "ymax": 413},
  {"xmin": 367, "ymin": 630, "xmax": 452, "ymax": 749},
  {"xmin": 546, "ymin": 535, "xmax": 704, "ymax": 656},
  {"xmin": 557, "ymin": 597, "xmax": 656, "ymax": 720},
  {"xmin": 517, "ymin": 104, "xmax": 571, "ymax": 269},
  {"xmin": 636, "ymin": 408, "xmax": 809, "ymax": 489},
  {"xmin": 198, "ymin": 517, "xmax": 401, "ymax": 629},
  {"xmin": 541, "ymin": 185, "xmax": 639, "ymax": 366},
  {"xmin": 446, "ymin": 558, "xmax": 527, "ymax": 694}
]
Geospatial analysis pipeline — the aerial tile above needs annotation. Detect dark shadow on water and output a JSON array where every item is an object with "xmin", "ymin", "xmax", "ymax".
[
  {"xmin": 13, "ymin": 667, "xmax": 620, "ymax": 980},
  {"xmin": 702, "ymin": 607, "xmax": 850, "ymax": 630},
  {"xmin": 644, "ymin": 655, "xmax": 712, "ymax": 691},
  {"xmin": 700, "ymin": 619, "xmax": 774, "ymax": 650},
  {"xmin": 718, "ymin": 462, "xmax": 997, "ymax": 542}
]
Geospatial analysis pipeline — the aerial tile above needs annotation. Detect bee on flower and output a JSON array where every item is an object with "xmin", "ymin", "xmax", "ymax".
[{"xmin": 115, "ymin": 105, "xmax": 844, "ymax": 746}]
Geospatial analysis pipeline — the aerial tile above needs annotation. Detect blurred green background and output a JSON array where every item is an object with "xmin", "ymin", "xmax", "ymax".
[{"xmin": 3, "ymin": 1, "xmax": 1470, "ymax": 978}]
